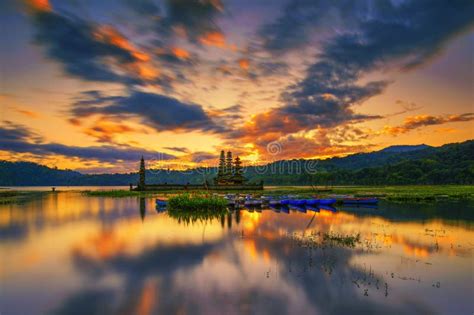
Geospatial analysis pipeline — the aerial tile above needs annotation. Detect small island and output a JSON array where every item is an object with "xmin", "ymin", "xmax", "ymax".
[{"xmin": 132, "ymin": 150, "xmax": 263, "ymax": 191}]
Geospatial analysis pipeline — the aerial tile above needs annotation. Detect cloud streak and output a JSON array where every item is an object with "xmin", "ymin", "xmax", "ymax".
[
  {"xmin": 382, "ymin": 113, "xmax": 474, "ymax": 135},
  {"xmin": 0, "ymin": 121, "xmax": 175, "ymax": 162},
  {"xmin": 70, "ymin": 90, "xmax": 226, "ymax": 133}
]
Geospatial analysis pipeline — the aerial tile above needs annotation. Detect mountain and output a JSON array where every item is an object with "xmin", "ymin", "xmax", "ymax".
[
  {"xmin": 0, "ymin": 140, "xmax": 473, "ymax": 186},
  {"xmin": 379, "ymin": 144, "xmax": 432, "ymax": 153},
  {"xmin": 0, "ymin": 161, "xmax": 82, "ymax": 186}
]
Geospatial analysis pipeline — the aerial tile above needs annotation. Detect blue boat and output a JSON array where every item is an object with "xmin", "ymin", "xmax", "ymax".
[
  {"xmin": 269, "ymin": 200, "xmax": 281, "ymax": 206},
  {"xmin": 304, "ymin": 198, "xmax": 336, "ymax": 205},
  {"xmin": 289, "ymin": 199, "xmax": 306, "ymax": 206},
  {"xmin": 280, "ymin": 199, "xmax": 290, "ymax": 205},
  {"xmin": 156, "ymin": 199, "xmax": 167, "ymax": 207},
  {"xmin": 317, "ymin": 198, "xmax": 336, "ymax": 205},
  {"xmin": 343, "ymin": 198, "xmax": 378, "ymax": 205}
]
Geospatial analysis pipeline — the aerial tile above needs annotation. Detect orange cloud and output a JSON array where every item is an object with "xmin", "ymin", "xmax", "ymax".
[
  {"xmin": 83, "ymin": 119, "xmax": 147, "ymax": 142},
  {"xmin": 382, "ymin": 113, "xmax": 474, "ymax": 135},
  {"xmin": 93, "ymin": 25, "xmax": 159, "ymax": 80},
  {"xmin": 27, "ymin": 0, "xmax": 51, "ymax": 12},
  {"xmin": 94, "ymin": 25, "xmax": 149, "ymax": 62},
  {"xmin": 16, "ymin": 109, "xmax": 40, "ymax": 118},
  {"xmin": 238, "ymin": 58, "xmax": 249, "ymax": 70},
  {"xmin": 171, "ymin": 47, "xmax": 190, "ymax": 60},
  {"xmin": 199, "ymin": 31, "xmax": 226, "ymax": 48},
  {"xmin": 68, "ymin": 118, "xmax": 82, "ymax": 126}
]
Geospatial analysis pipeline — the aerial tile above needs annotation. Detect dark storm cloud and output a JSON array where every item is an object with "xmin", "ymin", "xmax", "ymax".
[
  {"xmin": 29, "ymin": 9, "xmax": 141, "ymax": 84},
  {"xmin": 0, "ymin": 122, "xmax": 175, "ymax": 162},
  {"xmin": 162, "ymin": 0, "xmax": 223, "ymax": 41},
  {"xmin": 71, "ymin": 90, "xmax": 227, "ymax": 133},
  {"xmin": 248, "ymin": 0, "xmax": 474, "ymax": 137},
  {"xmin": 225, "ymin": 0, "xmax": 474, "ymax": 153},
  {"xmin": 258, "ymin": 0, "xmax": 367, "ymax": 55},
  {"xmin": 318, "ymin": 0, "xmax": 474, "ymax": 71},
  {"xmin": 281, "ymin": 60, "xmax": 388, "ymax": 127}
]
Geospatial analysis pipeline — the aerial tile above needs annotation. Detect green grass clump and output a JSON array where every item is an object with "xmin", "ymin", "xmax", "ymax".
[
  {"xmin": 291, "ymin": 231, "xmax": 361, "ymax": 249},
  {"xmin": 0, "ymin": 190, "xmax": 49, "ymax": 204},
  {"xmin": 167, "ymin": 193, "xmax": 227, "ymax": 212},
  {"xmin": 264, "ymin": 185, "xmax": 474, "ymax": 203},
  {"xmin": 322, "ymin": 232, "xmax": 361, "ymax": 248},
  {"xmin": 167, "ymin": 193, "xmax": 228, "ymax": 224}
]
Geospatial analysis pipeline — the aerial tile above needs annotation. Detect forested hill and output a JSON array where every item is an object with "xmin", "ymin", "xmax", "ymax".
[{"xmin": 1, "ymin": 140, "xmax": 473, "ymax": 186}]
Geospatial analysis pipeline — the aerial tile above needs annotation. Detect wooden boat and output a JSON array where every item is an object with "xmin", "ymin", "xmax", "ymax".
[
  {"xmin": 289, "ymin": 199, "xmax": 306, "ymax": 206},
  {"xmin": 316, "ymin": 198, "xmax": 337, "ymax": 205},
  {"xmin": 304, "ymin": 198, "xmax": 337, "ymax": 205},
  {"xmin": 269, "ymin": 200, "xmax": 281, "ymax": 206},
  {"xmin": 155, "ymin": 199, "xmax": 167, "ymax": 207}
]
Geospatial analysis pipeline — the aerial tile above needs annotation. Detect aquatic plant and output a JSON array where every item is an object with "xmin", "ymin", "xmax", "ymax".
[
  {"xmin": 168, "ymin": 193, "xmax": 227, "ymax": 211},
  {"xmin": 291, "ymin": 231, "xmax": 361, "ymax": 249},
  {"xmin": 0, "ymin": 190, "xmax": 49, "ymax": 204},
  {"xmin": 322, "ymin": 232, "xmax": 361, "ymax": 248},
  {"xmin": 167, "ymin": 193, "xmax": 228, "ymax": 224}
]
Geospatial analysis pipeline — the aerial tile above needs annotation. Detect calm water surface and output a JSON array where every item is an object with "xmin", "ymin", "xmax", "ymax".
[{"xmin": 1, "ymin": 192, "xmax": 473, "ymax": 315}]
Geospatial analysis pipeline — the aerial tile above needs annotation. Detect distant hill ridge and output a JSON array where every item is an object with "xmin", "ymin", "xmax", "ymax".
[
  {"xmin": 378, "ymin": 144, "xmax": 432, "ymax": 153},
  {"xmin": 0, "ymin": 140, "xmax": 472, "ymax": 186}
]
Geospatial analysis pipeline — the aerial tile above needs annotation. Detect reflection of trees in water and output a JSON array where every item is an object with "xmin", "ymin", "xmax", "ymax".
[
  {"xmin": 61, "ymin": 215, "xmax": 437, "ymax": 315},
  {"xmin": 139, "ymin": 198, "xmax": 146, "ymax": 221},
  {"xmin": 168, "ymin": 207, "xmax": 228, "ymax": 225}
]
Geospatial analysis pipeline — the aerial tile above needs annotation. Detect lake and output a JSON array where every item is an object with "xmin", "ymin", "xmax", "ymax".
[{"xmin": 1, "ymin": 192, "xmax": 473, "ymax": 315}]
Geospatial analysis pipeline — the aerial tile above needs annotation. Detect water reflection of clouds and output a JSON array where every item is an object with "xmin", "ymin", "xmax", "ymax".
[
  {"xmin": 1, "ymin": 194, "xmax": 474, "ymax": 314},
  {"xmin": 63, "ymin": 211, "xmax": 436, "ymax": 314}
]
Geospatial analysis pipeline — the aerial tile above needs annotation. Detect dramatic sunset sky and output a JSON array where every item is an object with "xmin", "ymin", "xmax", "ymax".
[{"xmin": 1, "ymin": 0, "xmax": 473, "ymax": 173}]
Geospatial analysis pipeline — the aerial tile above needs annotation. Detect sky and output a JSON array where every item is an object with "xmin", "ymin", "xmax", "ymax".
[{"xmin": 0, "ymin": 0, "xmax": 473, "ymax": 173}]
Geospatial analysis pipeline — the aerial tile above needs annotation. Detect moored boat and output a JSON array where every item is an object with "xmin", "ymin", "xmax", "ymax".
[
  {"xmin": 155, "ymin": 199, "xmax": 167, "ymax": 207},
  {"xmin": 289, "ymin": 199, "xmax": 306, "ymax": 206},
  {"xmin": 317, "ymin": 198, "xmax": 337, "ymax": 205}
]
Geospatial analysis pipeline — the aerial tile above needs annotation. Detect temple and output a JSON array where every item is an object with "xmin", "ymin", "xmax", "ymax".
[
  {"xmin": 214, "ymin": 151, "xmax": 245, "ymax": 185},
  {"xmin": 132, "ymin": 151, "xmax": 262, "ymax": 191}
]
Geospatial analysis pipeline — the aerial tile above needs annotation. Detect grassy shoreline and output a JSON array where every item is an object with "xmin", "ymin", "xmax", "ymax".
[
  {"xmin": 1, "ymin": 185, "xmax": 473, "ymax": 204},
  {"xmin": 80, "ymin": 185, "xmax": 474, "ymax": 202},
  {"xmin": 0, "ymin": 190, "xmax": 51, "ymax": 204}
]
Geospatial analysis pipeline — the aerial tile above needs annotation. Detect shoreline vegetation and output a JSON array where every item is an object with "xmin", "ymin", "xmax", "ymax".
[
  {"xmin": 1, "ymin": 185, "xmax": 473, "ymax": 204},
  {"xmin": 81, "ymin": 185, "xmax": 474, "ymax": 203},
  {"xmin": 167, "ymin": 194, "xmax": 228, "ymax": 224},
  {"xmin": 0, "ymin": 190, "xmax": 51, "ymax": 205}
]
